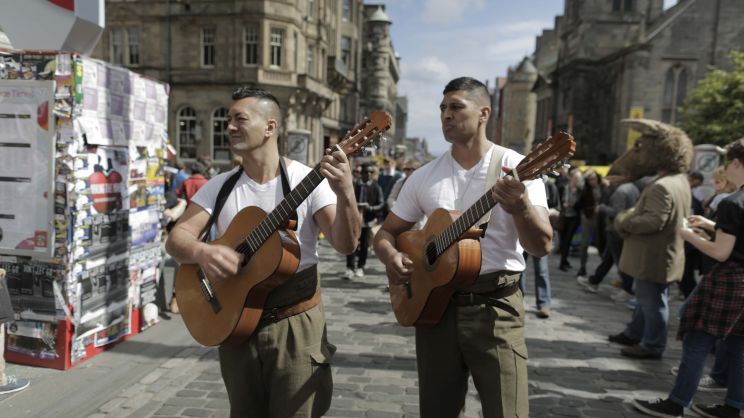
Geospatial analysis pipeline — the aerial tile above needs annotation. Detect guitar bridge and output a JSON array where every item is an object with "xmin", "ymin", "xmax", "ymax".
[{"xmin": 198, "ymin": 270, "xmax": 221, "ymax": 314}]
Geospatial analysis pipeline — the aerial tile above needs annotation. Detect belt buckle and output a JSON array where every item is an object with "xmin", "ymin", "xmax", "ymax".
[{"xmin": 265, "ymin": 307, "xmax": 279, "ymax": 321}]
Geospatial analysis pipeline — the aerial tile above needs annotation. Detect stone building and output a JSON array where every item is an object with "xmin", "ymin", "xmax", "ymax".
[
  {"xmin": 500, "ymin": 58, "xmax": 538, "ymax": 154},
  {"xmin": 360, "ymin": 4, "xmax": 400, "ymax": 156},
  {"xmin": 506, "ymin": 0, "xmax": 744, "ymax": 164},
  {"xmin": 88, "ymin": 0, "xmax": 400, "ymax": 168}
]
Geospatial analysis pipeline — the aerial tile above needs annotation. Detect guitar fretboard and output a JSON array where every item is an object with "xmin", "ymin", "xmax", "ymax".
[
  {"xmin": 234, "ymin": 166, "xmax": 325, "ymax": 256},
  {"xmin": 427, "ymin": 174, "xmax": 505, "ymax": 262}
]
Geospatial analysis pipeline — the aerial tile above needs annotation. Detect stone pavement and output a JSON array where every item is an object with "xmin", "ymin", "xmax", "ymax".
[{"xmin": 1, "ymin": 240, "xmax": 721, "ymax": 417}]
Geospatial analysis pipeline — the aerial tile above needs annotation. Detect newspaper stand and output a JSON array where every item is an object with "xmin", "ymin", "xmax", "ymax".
[{"xmin": 0, "ymin": 50, "xmax": 168, "ymax": 369}]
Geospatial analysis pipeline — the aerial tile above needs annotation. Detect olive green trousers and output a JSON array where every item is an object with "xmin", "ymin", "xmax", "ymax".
[
  {"xmin": 416, "ymin": 288, "xmax": 529, "ymax": 418},
  {"xmin": 218, "ymin": 303, "xmax": 335, "ymax": 418}
]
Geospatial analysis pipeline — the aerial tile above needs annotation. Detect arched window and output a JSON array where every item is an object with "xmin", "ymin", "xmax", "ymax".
[
  {"xmin": 177, "ymin": 107, "xmax": 197, "ymax": 159},
  {"xmin": 212, "ymin": 107, "xmax": 230, "ymax": 161},
  {"xmin": 661, "ymin": 66, "xmax": 688, "ymax": 123}
]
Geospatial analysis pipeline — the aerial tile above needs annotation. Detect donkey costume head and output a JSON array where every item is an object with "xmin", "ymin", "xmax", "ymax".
[{"xmin": 607, "ymin": 119, "xmax": 694, "ymax": 181}]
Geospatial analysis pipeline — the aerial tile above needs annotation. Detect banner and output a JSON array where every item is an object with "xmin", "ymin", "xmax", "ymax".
[{"xmin": 0, "ymin": 80, "xmax": 55, "ymax": 259}]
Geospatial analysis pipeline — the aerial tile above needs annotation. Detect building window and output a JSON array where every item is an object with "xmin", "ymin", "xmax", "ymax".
[
  {"xmin": 320, "ymin": 48, "xmax": 326, "ymax": 81},
  {"xmin": 307, "ymin": 46, "xmax": 315, "ymax": 77},
  {"xmin": 661, "ymin": 66, "xmax": 688, "ymax": 123},
  {"xmin": 110, "ymin": 28, "xmax": 123, "ymax": 65},
  {"xmin": 342, "ymin": 0, "xmax": 351, "ymax": 21},
  {"xmin": 243, "ymin": 25, "xmax": 259, "ymax": 65},
  {"xmin": 212, "ymin": 108, "xmax": 230, "ymax": 161},
  {"xmin": 127, "ymin": 28, "xmax": 140, "ymax": 66},
  {"xmin": 177, "ymin": 107, "xmax": 198, "ymax": 159},
  {"xmin": 308, "ymin": 0, "xmax": 314, "ymax": 20},
  {"xmin": 294, "ymin": 31, "xmax": 299, "ymax": 71},
  {"xmin": 110, "ymin": 27, "xmax": 141, "ymax": 66},
  {"xmin": 201, "ymin": 28, "xmax": 215, "ymax": 67},
  {"xmin": 612, "ymin": 0, "xmax": 633, "ymax": 12},
  {"xmin": 341, "ymin": 36, "xmax": 351, "ymax": 67},
  {"xmin": 270, "ymin": 28, "xmax": 283, "ymax": 67}
]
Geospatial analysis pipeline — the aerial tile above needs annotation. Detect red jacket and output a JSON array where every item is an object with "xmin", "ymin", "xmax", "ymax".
[{"xmin": 177, "ymin": 174, "xmax": 208, "ymax": 205}]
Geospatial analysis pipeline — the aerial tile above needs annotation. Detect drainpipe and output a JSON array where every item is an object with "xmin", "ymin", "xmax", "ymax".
[{"xmin": 710, "ymin": 0, "xmax": 721, "ymax": 66}]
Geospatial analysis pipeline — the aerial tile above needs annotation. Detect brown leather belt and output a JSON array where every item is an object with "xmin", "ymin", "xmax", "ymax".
[
  {"xmin": 260, "ymin": 290, "xmax": 321, "ymax": 322},
  {"xmin": 452, "ymin": 283, "xmax": 520, "ymax": 306}
]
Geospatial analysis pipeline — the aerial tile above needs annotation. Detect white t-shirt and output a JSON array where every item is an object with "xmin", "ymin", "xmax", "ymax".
[
  {"xmin": 190, "ymin": 161, "xmax": 337, "ymax": 272},
  {"xmin": 391, "ymin": 144, "xmax": 548, "ymax": 273}
]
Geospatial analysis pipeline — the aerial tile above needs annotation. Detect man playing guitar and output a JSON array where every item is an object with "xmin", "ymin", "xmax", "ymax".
[
  {"xmin": 373, "ymin": 77, "xmax": 553, "ymax": 417},
  {"xmin": 166, "ymin": 88, "xmax": 361, "ymax": 417}
]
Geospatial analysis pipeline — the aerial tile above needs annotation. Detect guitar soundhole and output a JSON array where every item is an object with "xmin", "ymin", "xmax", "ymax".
[{"xmin": 425, "ymin": 242, "xmax": 438, "ymax": 267}]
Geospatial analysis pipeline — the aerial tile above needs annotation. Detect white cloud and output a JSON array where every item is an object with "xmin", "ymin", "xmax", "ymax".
[
  {"xmin": 486, "ymin": 36, "xmax": 536, "ymax": 56},
  {"xmin": 401, "ymin": 56, "xmax": 451, "ymax": 84},
  {"xmin": 396, "ymin": 24, "xmax": 546, "ymax": 156},
  {"xmin": 421, "ymin": 0, "xmax": 487, "ymax": 24}
]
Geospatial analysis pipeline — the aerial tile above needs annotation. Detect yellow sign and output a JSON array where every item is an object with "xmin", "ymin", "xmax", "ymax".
[{"xmin": 626, "ymin": 106, "xmax": 644, "ymax": 150}]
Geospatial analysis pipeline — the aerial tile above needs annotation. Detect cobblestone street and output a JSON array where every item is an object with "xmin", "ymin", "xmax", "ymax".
[{"xmin": 1, "ymin": 240, "xmax": 719, "ymax": 417}]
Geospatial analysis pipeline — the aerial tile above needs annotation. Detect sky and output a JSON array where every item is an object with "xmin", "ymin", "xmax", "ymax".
[{"xmin": 375, "ymin": 0, "xmax": 679, "ymax": 157}]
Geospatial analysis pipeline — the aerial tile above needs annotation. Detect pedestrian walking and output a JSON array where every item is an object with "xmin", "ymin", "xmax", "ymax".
[
  {"xmin": 607, "ymin": 119, "xmax": 693, "ymax": 361},
  {"xmin": 0, "ymin": 268, "xmax": 30, "ymax": 395},
  {"xmin": 632, "ymin": 137, "xmax": 744, "ymax": 418}
]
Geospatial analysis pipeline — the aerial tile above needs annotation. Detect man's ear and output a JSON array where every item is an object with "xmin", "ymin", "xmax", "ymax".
[
  {"xmin": 479, "ymin": 106, "xmax": 491, "ymax": 124},
  {"xmin": 265, "ymin": 118, "xmax": 277, "ymax": 138}
]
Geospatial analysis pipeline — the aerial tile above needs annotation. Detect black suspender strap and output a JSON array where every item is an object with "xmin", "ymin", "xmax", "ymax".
[
  {"xmin": 278, "ymin": 157, "xmax": 298, "ymax": 224},
  {"xmin": 199, "ymin": 159, "xmax": 297, "ymax": 242},
  {"xmin": 198, "ymin": 168, "xmax": 244, "ymax": 242}
]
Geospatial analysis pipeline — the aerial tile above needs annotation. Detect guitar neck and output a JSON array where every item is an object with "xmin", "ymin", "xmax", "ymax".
[
  {"xmin": 236, "ymin": 165, "xmax": 325, "ymax": 256},
  {"xmin": 430, "ymin": 172, "xmax": 509, "ymax": 259}
]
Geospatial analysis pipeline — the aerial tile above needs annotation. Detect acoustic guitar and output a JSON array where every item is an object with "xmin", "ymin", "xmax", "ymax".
[
  {"xmin": 176, "ymin": 111, "xmax": 392, "ymax": 346},
  {"xmin": 390, "ymin": 132, "xmax": 576, "ymax": 327}
]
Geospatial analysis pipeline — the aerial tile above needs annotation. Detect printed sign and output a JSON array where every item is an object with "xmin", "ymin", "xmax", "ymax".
[{"xmin": 0, "ymin": 80, "xmax": 55, "ymax": 259}]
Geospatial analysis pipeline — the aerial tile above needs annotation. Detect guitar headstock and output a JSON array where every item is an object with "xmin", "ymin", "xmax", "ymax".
[
  {"xmin": 515, "ymin": 131, "xmax": 576, "ymax": 181},
  {"xmin": 335, "ymin": 111, "xmax": 393, "ymax": 157}
]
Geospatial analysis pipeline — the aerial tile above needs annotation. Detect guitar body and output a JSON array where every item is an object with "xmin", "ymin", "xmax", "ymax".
[
  {"xmin": 175, "ymin": 206, "xmax": 300, "ymax": 347},
  {"xmin": 390, "ymin": 208, "xmax": 482, "ymax": 327}
]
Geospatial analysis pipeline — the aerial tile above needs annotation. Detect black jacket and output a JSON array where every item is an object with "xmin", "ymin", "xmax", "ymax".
[{"xmin": 354, "ymin": 180, "xmax": 384, "ymax": 225}]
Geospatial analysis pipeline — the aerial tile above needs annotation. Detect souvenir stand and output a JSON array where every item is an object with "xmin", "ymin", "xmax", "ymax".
[{"xmin": 0, "ymin": 50, "xmax": 169, "ymax": 370}]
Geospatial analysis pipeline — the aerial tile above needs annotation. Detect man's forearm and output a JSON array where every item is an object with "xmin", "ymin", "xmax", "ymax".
[
  {"xmin": 372, "ymin": 228, "xmax": 398, "ymax": 264},
  {"xmin": 166, "ymin": 228, "xmax": 209, "ymax": 265},
  {"xmin": 512, "ymin": 205, "xmax": 553, "ymax": 256},
  {"xmin": 329, "ymin": 191, "xmax": 362, "ymax": 254}
]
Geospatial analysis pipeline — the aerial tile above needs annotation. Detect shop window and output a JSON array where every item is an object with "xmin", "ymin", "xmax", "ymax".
[
  {"xmin": 177, "ymin": 107, "xmax": 198, "ymax": 159},
  {"xmin": 212, "ymin": 108, "xmax": 230, "ymax": 162}
]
